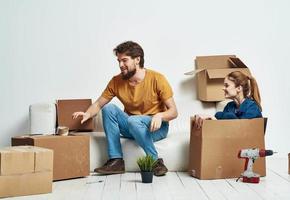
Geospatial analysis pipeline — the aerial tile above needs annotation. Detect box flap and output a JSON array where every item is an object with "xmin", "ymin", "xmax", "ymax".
[
  {"xmin": 196, "ymin": 55, "xmax": 236, "ymax": 70},
  {"xmin": 229, "ymin": 57, "xmax": 248, "ymax": 68},
  {"xmin": 14, "ymin": 146, "xmax": 53, "ymax": 172},
  {"xmin": 207, "ymin": 69, "xmax": 232, "ymax": 79},
  {"xmin": 57, "ymin": 99, "xmax": 94, "ymax": 131},
  {"xmin": 184, "ymin": 69, "xmax": 204, "ymax": 75},
  {"xmin": 207, "ymin": 68, "xmax": 252, "ymax": 79}
]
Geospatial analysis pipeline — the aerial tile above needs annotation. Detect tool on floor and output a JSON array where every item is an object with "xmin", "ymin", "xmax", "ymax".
[{"xmin": 236, "ymin": 148, "xmax": 276, "ymax": 183}]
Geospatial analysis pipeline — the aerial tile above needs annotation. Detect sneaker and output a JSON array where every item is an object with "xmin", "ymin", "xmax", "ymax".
[
  {"xmin": 153, "ymin": 158, "xmax": 168, "ymax": 176},
  {"xmin": 94, "ymin": 158, "xmax": 125, "ymax": 175}
]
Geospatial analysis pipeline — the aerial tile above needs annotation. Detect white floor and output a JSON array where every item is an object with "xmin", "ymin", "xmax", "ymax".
[{"xmin": 4, "ymin": 157, "xmax": 290, "ymax": 200}]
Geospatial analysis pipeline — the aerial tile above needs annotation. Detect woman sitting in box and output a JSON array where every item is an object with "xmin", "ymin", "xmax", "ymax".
[{"xmin": 193, "ymin": 71, "xmax": 262, "ymax": 129}]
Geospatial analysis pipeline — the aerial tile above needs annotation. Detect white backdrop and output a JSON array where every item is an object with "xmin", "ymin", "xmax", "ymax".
[{"xmin": 1, "ymin": 0, "xmax": 289, "ymax": 155}]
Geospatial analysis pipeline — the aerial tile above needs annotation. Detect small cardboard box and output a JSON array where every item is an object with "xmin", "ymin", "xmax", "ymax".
[
  {"xmin": 185, "ymin": 55, "xmax": 252, "ymax": 102},
  {"xmin": 0, "ymin": 146, "xmax": 53, "ymax": 198},
  {"xmin": 57, "ymin": 99, "xmax": 94, "ymax": 131},
  {"xmin": 11, "ymin": 134, "xmax": 90, "ymax": 181},
  {"xmin": 188, "ymin": 118, "xmax": 266, "ymax": 179}
]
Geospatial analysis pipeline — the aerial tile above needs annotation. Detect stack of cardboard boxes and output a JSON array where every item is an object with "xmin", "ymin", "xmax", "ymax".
[
  {"xmin": 186, "ymin": 55, "xmax": 266, "ymax": 179},
  {"xmin": 11, "ymin": 99, "xmax": 93, "ymax": 181},
  {"xmin": 0, "ymin": 99, "xmax": 92, "ymax": 198},
  {"xmin": 0, "ymin": 146, "xmax": 53, "ymax": 198},
  {"xmin": 12, "ymin": 134, "xmax": 90, "ymax": 181}
]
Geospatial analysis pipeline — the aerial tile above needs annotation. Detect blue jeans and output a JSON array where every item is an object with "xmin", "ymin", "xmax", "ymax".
[{"xmin": 102, "ymin": 104, "xmax": 169, "ymax": 160}]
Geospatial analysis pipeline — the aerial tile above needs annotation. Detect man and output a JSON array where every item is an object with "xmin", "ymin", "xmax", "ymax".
[{"xmin": 72, "ymin": 41, "xmax": 178, "ymax": 176}]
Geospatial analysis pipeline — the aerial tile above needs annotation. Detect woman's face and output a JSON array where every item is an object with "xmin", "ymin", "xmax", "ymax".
[{"xmin": 223, "ymin": 77, "xmax": 240, "ymax": 99}]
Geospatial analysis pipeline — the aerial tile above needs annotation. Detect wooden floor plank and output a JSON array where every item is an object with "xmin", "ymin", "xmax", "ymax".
[
  {"xmin": 120, "ymin": 173, "xmax": 137, "ymax": 200},
  {"xmin": 176, "ymin": 172, "xmax": 208, "ymax": 200},
  {"xmin": 135, "ymin": 173, "xmax": 155, "ymax": 200},
  {"xmin": 101, "ymin": 174, "xmax": 121, "ymax": 200},
  {"xmin": 226, "ymin": 178, "xmax": 264, "ymax": 200},
  {"xmin": 3, "ymin": 157, "xmax": 290, "ymax": 200},
  {"xmin": 152, "ymin": 173, "xmax": 172, "ymax": 200},
  {"xmin": 210, "ymin": 179, "xmax": 241, "ymax": 200},
  {"xmin": 82, "ymin": 173, "xmax": 107, "ymax": 200}
]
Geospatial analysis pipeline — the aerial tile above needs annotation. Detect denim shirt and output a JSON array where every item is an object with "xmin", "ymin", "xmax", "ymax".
[{"xmin": 215, "ymin": 98, "xmax": 262, "ymax": 119}]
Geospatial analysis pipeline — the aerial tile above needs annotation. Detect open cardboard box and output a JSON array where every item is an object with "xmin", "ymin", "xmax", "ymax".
[
  {"xmin": 185, "ymin": 55, "xmax": 252, "ymax": 102},
  {"xmin": 188, "ymin": 117, "xmax": 266, "ymax": 179}
]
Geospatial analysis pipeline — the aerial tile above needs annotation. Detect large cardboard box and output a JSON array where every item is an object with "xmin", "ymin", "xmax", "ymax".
[
  {"xmin": 188, "ymin": 118, "xmax": 266, "ymax": 179},
  {"xmin": 185, "ymin": 55, "xmax": 252, "ymax": 102},
  {"xmin": 57, "ymin": 99, "xmax": 94, "ymax": 131},
  {"xmin": 11, "ymin": 134, "xmax": 90, "ymax": 181},
  {"xmin": 0, "ymin": 146, "xmax": 53, "ymax": 198}
]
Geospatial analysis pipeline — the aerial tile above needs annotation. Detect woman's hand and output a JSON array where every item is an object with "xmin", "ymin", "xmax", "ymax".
[
  {"xmin": 72, "ymin": 112, "xmax": 90, "ymax": 124},
  {"xmin": 193, "ymin": 114, "xmax": 216, "ymax": 129}
]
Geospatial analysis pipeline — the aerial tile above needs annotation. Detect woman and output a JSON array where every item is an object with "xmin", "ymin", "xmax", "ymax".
[{"xmin": 193, "ymin": 71, "xmax": 262, "ymax": 129}]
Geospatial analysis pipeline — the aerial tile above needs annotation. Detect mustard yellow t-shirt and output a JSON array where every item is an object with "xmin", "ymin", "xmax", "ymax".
[{"xmin": 101, "ymin": 69, "xmax": 173, "ymax": 115}]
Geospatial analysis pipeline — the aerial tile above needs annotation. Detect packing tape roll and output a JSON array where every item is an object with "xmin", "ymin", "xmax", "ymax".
[{"xmin": 56, "ymin": 126, "xmax": 69, "ymax": 136}]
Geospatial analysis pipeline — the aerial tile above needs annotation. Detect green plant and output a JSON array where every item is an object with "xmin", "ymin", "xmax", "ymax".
[{"xmin": 137, "ymin": 155, "xmax": 157, "ymax": 172}]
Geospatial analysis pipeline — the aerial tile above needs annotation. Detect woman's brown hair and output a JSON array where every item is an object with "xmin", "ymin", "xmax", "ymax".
[{"xmin": 227, "ymin": 71, "xmax": 262, "ymax": 111}]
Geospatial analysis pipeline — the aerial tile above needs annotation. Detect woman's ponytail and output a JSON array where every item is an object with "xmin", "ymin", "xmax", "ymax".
[{"xmin": 249, "ymin": 76, "xmax": 262, "ymax": 111}]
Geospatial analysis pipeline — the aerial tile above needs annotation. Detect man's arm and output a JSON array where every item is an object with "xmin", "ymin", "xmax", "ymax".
[
  {"xmin": 72, "ymin": 96, "xmax": 110, "ymax": 124},
  {"xmin": 159, "ymin": 97, "xmax": 178, "ymax": 121},
  {"xmin": 150, "ymin": 97, "xmax": 178, "ymax": 132}
]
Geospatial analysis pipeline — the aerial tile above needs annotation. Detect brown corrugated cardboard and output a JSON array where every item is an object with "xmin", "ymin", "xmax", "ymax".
[
  {"xmin": 15, "ymin": 146, "xmax": 53, "ymax": 172},
  {"xmin": 0, "ymin": 147, "xmax": 34, "ymax": 175},
  {"xmin": 57, "ymin": 99, "xmax": 94, "ymax": 131},
  {"xmin": 0, "ymin": 146, "xmax": 53, "ymax": 198},
  {"xmin": 185, "ymin": 55, "xmax": 252, "ymax": 102},
  {"xmin": 188, "ymin": 118, "xmax": 266, "ymax": 179},
  {"xmin": 11, "ymin": 134, "xmax": 90, "ymax": 180},
  {"xmin": 0, "ymin": 171, "xmax": 52, "ymax": 198}
]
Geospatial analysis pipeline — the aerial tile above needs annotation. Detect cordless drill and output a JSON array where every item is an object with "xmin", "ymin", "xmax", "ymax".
[{"xmin": 237, "ymin": 148, "xmax": 275, "ymax": 183}]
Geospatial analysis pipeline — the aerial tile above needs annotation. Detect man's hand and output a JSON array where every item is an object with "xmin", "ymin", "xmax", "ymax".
[
  {"xmin": 72, "ymin": 112, "xmax": 90, "ymax": 124},
  {"xmin": 150, "ymin": 113, "xmax": 162, "ymax": 132}
]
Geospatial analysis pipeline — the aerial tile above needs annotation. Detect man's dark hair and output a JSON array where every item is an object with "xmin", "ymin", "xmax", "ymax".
[{"xmin": 113, "ymin": 41, "xmax": 144, "ymax": 68}]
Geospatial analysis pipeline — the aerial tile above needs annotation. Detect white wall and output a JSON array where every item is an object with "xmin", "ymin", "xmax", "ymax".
[{"xmin": 1, "ymin": 0, "xmax": 289, "ymax": 155}]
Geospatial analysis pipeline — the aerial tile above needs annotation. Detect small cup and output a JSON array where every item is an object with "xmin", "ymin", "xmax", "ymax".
[{"xmin": 56, "ymin": 126, "xmax": 69, "ymax": 136}]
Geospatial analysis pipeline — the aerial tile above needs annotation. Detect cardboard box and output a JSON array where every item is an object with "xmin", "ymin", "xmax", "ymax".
[
  {"xmin": 0, "ymin": 171, "xmax": 52, "ymax": 198},
  {"xmin": 185, "ymin": 55, "xmax": 252, "ymax": 102},
  {"xmin": 11, "ymin": 134, "xmax": 90, "ymax": 180},
  {"xmin": 15, "ymin": 146, "xmax": 54, "ymax": 172},
  {"xmin": 57, "ymin": 99, "xmax": 94, "ymax": 131},
  {"xmin": 188, "ymin": 118, "xmax": 266, "ymax": 179},
  {"xmin": 0, "ymin": 148, "xmax": 34, "ymax": 175},
  {"xmin": 0, "ymin": 146, "xmax": 53, "ymax": 198}
]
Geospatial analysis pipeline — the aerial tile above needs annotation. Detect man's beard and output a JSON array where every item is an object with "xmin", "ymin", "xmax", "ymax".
[{"xmin": 121, "ymin": 68, "xmax": 137, "ymax": 80}]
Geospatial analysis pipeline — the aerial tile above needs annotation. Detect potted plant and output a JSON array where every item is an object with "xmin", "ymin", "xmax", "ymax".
[{"xmin": 137, "ymin": 155, "xmax": 157, "ymax": 183}]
